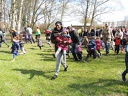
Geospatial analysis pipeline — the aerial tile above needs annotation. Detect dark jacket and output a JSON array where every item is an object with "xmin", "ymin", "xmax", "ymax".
[
  {"xmin": 90, "ymin": 29, "xmax": 95, "ymax": 37},
  {"xmin": 82, "ymin": 31, "xmax": 89, "ymax": 38},
  {"xmin": 69, "ymin": 30, "xmax": 80, "ymax": 44},
  {"xmin": 121, "ymin": 38, "xmax": 127, "ymax": 46},
  {"xmin": 51, "ymin": 27, "xmax": 63, "ymax": 44},
  {"xmin": 11, "ymin": 41, "xmax": 20, "ymax": 54}
]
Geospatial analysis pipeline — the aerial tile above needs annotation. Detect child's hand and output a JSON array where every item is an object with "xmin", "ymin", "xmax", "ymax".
[
  {"xmin": 64, "ymin": 41, "xmax": 67, "ymax": 43},
  {"xmin": 59, "ymin": 39, "xmax": 62, "ymax": 42}
]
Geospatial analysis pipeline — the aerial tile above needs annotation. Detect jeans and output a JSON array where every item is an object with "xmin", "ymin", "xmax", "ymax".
[
  {"xmin": 85, "ymin": 49, "xmax": 96, "ymax": 61},
  {"xmin": 105, "ymin": 42, "xmax": 110, "ymax": 54},
  {"xmin": 115, "ymin": 45, "xmax": 120, "ymax": 54},
  {"xmin": 122, "ymin": 54, "xmax": 128, "ymax": 76},
  {"xmin": 55, "ymin": 50, "xmax": 67, "ymax": 76},
  {"xmin": 13, "ymin": 53, "xmax": 19, "ymax": 59},
  {"xmin": 0, "ymin": 40, "xmax": 9, "ymax": 47},
  {"xmin": 71, "ymin": 43, "xmax": 82, "ymax": 60}
]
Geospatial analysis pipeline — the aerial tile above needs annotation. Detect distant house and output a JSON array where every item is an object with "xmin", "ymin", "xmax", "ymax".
[{"xmin": 71, "ymin": 23, "xmax": 90, "ymax": 30}]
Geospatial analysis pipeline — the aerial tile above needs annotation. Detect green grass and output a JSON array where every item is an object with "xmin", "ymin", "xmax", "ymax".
[{"xmin": 0, "ymin": 41, "xmax": 128, "ymax": 96}]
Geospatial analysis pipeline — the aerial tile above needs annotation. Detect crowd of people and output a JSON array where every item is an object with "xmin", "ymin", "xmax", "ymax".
[{"xmin": 0, "ymin": 21, "xmax": 128, "ymax": 81}]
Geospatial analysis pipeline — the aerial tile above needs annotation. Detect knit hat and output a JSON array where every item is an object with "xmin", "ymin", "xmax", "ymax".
[{"xmin": 55, "ymin": 21, "xmax": 62, "ymax": 25}]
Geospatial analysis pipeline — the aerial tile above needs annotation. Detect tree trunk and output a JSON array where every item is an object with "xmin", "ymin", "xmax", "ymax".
[
  {"xmin": 60, "ymin": 0, "xmax": 70, "ymax": 22},
  {"xmin": 84, "ymin": 0, "xmax": 90, "ymax": 29},
  {"xmin": 89, "ymin": 0, "xmax": 97, "ymax": 31},
  {"xmin": 17, "ymin": 0, "xmax": 24, "ymax": 34},
  {"xmin": 11, "ymin": 0, "xmax": 16, "ymax": 29},
  {"xmin": 31, "ymin": 0, "xmax": 38, "ymax": 29},
  {"xmin": 0, "ymin": 0, "xmax": 4, "ymax": 22}
]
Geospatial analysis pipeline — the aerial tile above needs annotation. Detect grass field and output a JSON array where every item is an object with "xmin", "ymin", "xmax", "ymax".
[{"xmin": 0, "ymin": 40, "xmax": 128, "ymax": 96}]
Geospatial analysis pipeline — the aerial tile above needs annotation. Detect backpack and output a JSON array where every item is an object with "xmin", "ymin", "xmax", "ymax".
[{"xmin": 78, "ymin": 45, "xmax": 82, "ymax": 52}]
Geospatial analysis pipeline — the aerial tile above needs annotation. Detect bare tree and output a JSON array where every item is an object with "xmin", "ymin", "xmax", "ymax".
[
  {"xmin": 42, "ymin": 0, "xmax": 61, "ymax": 30},
  {"xmin": 60, "ymin": 0, "xmax": 70, "ymax": 22},
  {"xmin": 11, "ymin": 0, "xmax": 16, "ymax": 29},
  {"xmin": 83, "ymin": 0, "xmax": 90, "ymax": 29},
  {"xmin": 79, "ymin": 0, "xmax": 122, "ymax": 30},
  {"xmin": 0, "ymin": 0, "xmax": 4, "ymax": 22},
  {"xmin": 17, "ymin": 0, "xmax": 24, "ymax": 33},
  {"xmin": 30, "ymin": 0, "xmax": 47, "ymax": 29},
  {"xmin": 89, "ymin": 0, "xmax": 110, "ymax": 29}
]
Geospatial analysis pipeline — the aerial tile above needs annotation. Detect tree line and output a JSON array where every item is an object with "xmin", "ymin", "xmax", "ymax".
[{"xmin": 0, "ymin": 0, "xmax": 122, "ymax": 33}]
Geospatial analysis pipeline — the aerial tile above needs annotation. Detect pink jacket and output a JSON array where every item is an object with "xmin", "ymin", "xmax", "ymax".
[
  {"xmin": 95, "ymin": 40, "xmax": 101, "ymax": 50},
  {"xmin": 56, "ymin": 35, "xmax": 72, "ymax": 50}
]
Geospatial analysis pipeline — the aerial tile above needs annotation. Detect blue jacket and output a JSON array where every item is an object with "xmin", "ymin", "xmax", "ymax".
[
  {"xmin": 87, "ymin": 39, "xmax": 96, "ymax": 50},
  {"xmin": 11, "ymin": 41, "xmax": 20, "ymax": 54}
]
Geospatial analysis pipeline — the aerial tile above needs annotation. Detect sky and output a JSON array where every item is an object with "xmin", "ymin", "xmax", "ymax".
[
  {"xmin": 101, "ymin": 0, "xmax": 128, "ymax": 22},
  {"xmin": 63, "ymin": 0, "xmax": 128, "ymax": 27}
]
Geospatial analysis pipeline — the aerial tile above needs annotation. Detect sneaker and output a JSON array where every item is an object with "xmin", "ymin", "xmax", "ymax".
[
  {"xmin": 97, "ymin": 54, "xmax": 100, "ymax": 58},
  {"xmin": 106, "ymin": 52, "xmax": 109, "ymax": 56},
  {"xmin": 122, "ymin": 73, "xmax": 126, "ymax": 82},
  {"xmin": 51, "ymin": 75, "xmax": 57, "ymax": 80},
  {"xmin": 64, "ymin": 66, "xmax": 68, "ymax": 71}
]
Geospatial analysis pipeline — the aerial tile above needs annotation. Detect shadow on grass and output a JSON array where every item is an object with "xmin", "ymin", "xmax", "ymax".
[
  {"xmin": 37, "ymin": 53, "xmax": 56, "ymax": 61},
  {"xmin": 0, "ymin": 58, "xmax": 11, "ymax": 61},
  {"xmin": 29, "ymin": 47, "xmax": 38, "ymax": 50},
  {"xmin": 101, "ymin": 53, "xmax": 125, "ymax": 58},
  {"xmin": 0, "ymin": 50, "xmax": 11, "ymax": 54},
  {"xmin": 37, "ymin": 53, "xmax": 53, "ymax": 56},
  {"xmin": 68, "ymin": 79, "xmax": 128, "ymax": 95},
  {"xmin": 12, "ymin": 69, "xmax": 54, "ymax": 79}
]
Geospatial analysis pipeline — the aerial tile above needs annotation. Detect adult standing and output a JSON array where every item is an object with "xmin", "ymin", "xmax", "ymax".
[
  {"xmin": 68, "ymin": 26, "xmax": 82, "ymax": 61},
  {"xmin": 26, "ymin": 25, "xmax": 35, "ymax": 43},
  {"xmin": 112, "ymin": 27, "xmax": 117, "ymax": 38},
  {"xmin": 51, "ymin": 21, "xmax": 63, "ymax": 51},
  {"xmin": 102, "ymin": 24, "xmax": 113, "ymax": 55},
  {"xmin": 118, "ymin": 28, "xmax": 124, "ymax": 40},
  {"xmin": 89, "ymin": 26, "xmax": 96, "ymax": 39},
  {"xmin": 51, "ymin": 21, "xmax": 68, "ymax": 79}
]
